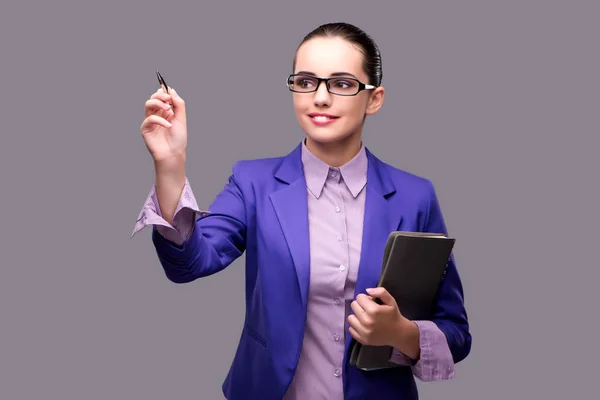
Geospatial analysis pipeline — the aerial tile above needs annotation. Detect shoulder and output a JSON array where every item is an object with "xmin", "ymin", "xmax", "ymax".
[
  {"xmin": 228, "ymin": 143, "xmax": 302, "ymax": 185},
  {"xmin": 369, "ymin": 151, "xmax": 447, "ymax": 230},
  {"xmin": 369, "ymin": 150, "xmax": 436, "ymax": 196},
  {"xmin": 225, "ymin": 155, "xmax": 289, "ymax": 191},
  {"xmin": 230, "ymin": 156, "xmax": 285, "ymax": 178}
]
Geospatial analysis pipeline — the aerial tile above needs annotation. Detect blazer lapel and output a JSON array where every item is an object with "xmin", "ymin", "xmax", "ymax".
[
  {"xmin": 269, "ymin": 144, "xmax": 311, "ymax": 309},
  {"xmin": 268, "ymin": 145, "xmax": 403, "ymax": 337},
  {"xmin": 346, "ymin": 150, "xmax": 403, "ymax": 347}
]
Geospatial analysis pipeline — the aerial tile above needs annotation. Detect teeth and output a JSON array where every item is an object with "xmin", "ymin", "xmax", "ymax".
[{"xmin": 313, "ymin": 116, "xmax": 332, "ymax": 121}]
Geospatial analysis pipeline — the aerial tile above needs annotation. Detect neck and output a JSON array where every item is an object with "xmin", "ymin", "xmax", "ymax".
[{"xmin": 304, "ymin": 132, "xmax": 363, "ymax": 167}]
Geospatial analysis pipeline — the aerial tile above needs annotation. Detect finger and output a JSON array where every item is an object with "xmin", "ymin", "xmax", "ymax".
[
  {"xmin": 366, "ymin": 287, "xmax": 396, "ymax": 307},
  {"xmin": 350, "ymin": 300, "xmax": 371, "ymax": 325},
  {"xmin": 141, "ymin": 114, "xmax": 172, "ymax": 132},
  {"xmin": 349, "ymin": 326, "xmax": 363, "ymax": 343},
  {"xmin": 168, "ymin": 87, "xmax": 186, "ymax": 124},
  {"xmin": 347, "ymin": 314, "xmax": 365, "ymax": 335},
  {"xmin": 145, "ymin": 98, "xmax": 172, "ymax": 117},
  {"xmin": 150, "ymin": 91, "xmax": 172, "ymax": 103},
  {"xmin": 148, "ymin": 92, "xmax": 173, "ymax": 118},
  {"xmin": 356, "ymin": 293, "xmax": 379, "ymax": 315},
  {"xmin": 350, "ymin": 299, "xmax": 365, "ymax": 315},
  {"xmin": 163, "ymin": 107, "xmax": 175, "ymax": 121}
]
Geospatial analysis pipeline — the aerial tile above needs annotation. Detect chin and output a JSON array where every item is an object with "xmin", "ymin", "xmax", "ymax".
[
  {"xmin": 304, "ymin": 130, "xmax": 353, "ymax": 145},
  {"xmin": 301, "ymin": 124, "xmax": 349, "ymax": 145}
]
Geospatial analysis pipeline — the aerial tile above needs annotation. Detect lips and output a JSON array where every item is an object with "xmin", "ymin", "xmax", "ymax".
[{"xmin": 308, "ymin": 113, "xmax": 339, "ymax": 126}]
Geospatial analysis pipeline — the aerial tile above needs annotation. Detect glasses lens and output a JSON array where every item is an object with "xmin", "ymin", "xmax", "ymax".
[
  {"xmin": 287, "ymin": 75, "xmax": 361, "ymax": 95},
  {"xmin": 328, "ymin": 78, "xmax": 360, "ymax": 95},
  {"xmin": 289, "ymin": 75, "xmax": 319, "ymax": 92}
]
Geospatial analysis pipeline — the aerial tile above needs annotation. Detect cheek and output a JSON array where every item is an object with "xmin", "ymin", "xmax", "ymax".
[
  {"xmin": 293, "ymin": 103, "xmax": 306, "ymax": 122},
  {"xmin": 292, "ymin": 95, "xmax": 309, "ymax": 111},
  {"xmin": 343, "ymin": 99, "xmax": 368, "ymax": 121}
]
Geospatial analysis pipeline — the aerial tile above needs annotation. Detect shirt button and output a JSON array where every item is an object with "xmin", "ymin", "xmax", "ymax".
[
  {"xmin": 334, "ymin": 369, "xmax": 341, "ymax": 378},
  {"xmin": 335, "ymin": 206, "xmax": 340, "ymax": 213},
  {"xmin": 334, "ymin": 298, "xmax": 341, "ymax": 305},
  {"xmin": 337, "ymin": 236, "xmax": 342, "ymax": 242},
  {"xmin": 334, "ymin": 334, "xmax": 340, "ymax": 341},
  {"xmin": 339, "ymin": 265, "xmax": 346, "ymax": 271}
]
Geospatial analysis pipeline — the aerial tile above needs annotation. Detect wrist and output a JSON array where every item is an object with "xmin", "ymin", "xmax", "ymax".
[
  {"xmin": 155, "ymin": 153, "xmax": 186, "ymax": 177},
  {"xmin": 391, "ymin": 318, "xmax": 420, "ymax": 359},
  {"xmin": 153, "ymin": 153, "xmax": 187, "ymax": 225}
]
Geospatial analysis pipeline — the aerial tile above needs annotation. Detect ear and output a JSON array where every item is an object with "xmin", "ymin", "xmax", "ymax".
[{"xmin": 365, "ymin": 86, "xmax": 385, "ymax": 116}]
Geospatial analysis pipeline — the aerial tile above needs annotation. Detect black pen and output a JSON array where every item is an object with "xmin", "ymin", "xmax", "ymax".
[{"xmin": 156, "ymin": 70, "xmax": 174, "ymax": 108}]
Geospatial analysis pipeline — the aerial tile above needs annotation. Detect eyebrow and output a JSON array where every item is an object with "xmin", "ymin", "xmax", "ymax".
[{"xmin": 295, "ymin": 71, "xmax": 359, "ymax": 79}]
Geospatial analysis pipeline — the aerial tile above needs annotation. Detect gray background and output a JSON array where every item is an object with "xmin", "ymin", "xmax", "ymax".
[{"xmin": 1, "ymin": 0, "xmax": 598, "ymax": 399}]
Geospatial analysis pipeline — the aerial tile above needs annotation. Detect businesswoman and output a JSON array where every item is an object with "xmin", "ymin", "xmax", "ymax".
[{"xmin": 133, "ymin": 22, "xmax": 471, "ymax": 400}]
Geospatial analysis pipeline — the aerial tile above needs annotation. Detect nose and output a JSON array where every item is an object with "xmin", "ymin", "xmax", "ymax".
[{"xmin": 313, "ymin": 80, "xmax": 332, "ymax": 107}]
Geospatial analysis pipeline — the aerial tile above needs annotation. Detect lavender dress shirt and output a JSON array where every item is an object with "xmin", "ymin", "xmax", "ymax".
[{"xmin": 132, "ymin": 142, "xmax": 455, "ymax": 399}]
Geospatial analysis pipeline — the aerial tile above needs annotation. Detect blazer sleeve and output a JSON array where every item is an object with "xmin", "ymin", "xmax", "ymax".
[
  {"xmin": 421, "ymin": 181, "xmax": 472, "ymax": 363},
  {"xmin": 151, "ymin": 162, "xmax": 248, "ymax": 284}
]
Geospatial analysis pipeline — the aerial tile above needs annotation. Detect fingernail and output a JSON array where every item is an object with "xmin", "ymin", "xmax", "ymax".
[{"xmin": 171, "ymin": 88, "xmax": 178, "ymax": 97}]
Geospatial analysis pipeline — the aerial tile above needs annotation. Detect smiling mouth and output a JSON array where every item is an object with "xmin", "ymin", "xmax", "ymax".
[
  {"xmin": 311, "ymin": 115, "xmax": 337, "ymax": 122},
  {"xmin": 308, "ymin": 113, "xmax": 340, "ymax": 122},
  {"xmin": 308, "ymin": 115, "xmax": 339, "ymax": 126}
]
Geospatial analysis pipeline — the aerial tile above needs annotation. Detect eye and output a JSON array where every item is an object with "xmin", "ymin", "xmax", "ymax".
[
  {"xmin": 292, "ymin": 76, "xmax": 317, "ymax": 88},
  {"xmin": 299, "ymin": 78, "xmax": 317, "ymax": 88},
  {"xmin": 332, "ymin": 79, "xmax": 357, "ymax": 89}
]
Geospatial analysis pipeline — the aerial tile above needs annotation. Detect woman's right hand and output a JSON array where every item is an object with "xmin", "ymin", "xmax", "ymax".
[{"xmin": 140, "ymin": 87, "xmax": 187, "ymax": 164}]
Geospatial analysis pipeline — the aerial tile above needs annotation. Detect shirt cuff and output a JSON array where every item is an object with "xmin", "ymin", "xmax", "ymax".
[
  {"xmin": 131, "ymin": 177, "xmax": 209, "ymax": 245},
  {"xmin": 389, "ymin": 320, "xmax": 455, "ymax": 381}
]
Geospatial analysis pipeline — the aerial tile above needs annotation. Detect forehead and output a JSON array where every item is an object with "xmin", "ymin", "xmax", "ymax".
[{"xmin": 295, "ymin": 36, "xmax": 366, "ymax": 79}]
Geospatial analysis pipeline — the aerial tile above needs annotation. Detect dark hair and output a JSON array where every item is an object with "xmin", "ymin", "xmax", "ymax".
[{"xmin": 293, "ymin": 22, "xmax": 383, "ymax": 86}]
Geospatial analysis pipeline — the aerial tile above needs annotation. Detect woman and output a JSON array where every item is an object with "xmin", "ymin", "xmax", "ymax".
[{"xmin": 133, "ymin": 22, "xmax": 471, "ymax": 400}]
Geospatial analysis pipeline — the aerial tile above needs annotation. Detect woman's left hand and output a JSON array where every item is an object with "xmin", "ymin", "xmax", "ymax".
[{"xmin": 348, "ymin": 287, "xmax": 410, "ymax": 347}]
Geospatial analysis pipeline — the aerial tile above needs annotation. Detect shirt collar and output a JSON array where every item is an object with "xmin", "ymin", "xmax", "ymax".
[{"xmin": 301, "ymin": 139, "xmax": 368, "ymax": 199}]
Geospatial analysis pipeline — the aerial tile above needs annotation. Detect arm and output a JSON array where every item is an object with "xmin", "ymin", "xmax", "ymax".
[
  {"xmin": 133, "ymin": 164, "xmax": 248, "ymax": 284},
  {"xmin": 422, "ymin": 181, "xmax": 471, "ymax": 365},
  {"xmin": 389, "ymin": 321, "xmax": 456, "ymax": 381},
  {"xmin": 131, "ymin": 176, "xmax": 207, "ymax": 246},
  {"xmin": 155, "ymin": 154, "xmax": 186, "ymax": 226},
  {"xmin": 388, "ymin": 181, "xmax": 471, "ymax": 380}
]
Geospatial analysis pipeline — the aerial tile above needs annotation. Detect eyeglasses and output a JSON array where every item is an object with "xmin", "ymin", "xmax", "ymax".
[{"xmin": 287, "ymin": 74, "xmax": 375, "ymax": 96}]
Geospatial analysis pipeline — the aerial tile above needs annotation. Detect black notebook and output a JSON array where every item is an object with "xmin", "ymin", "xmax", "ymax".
[{"xmin": 349, "ymin": 231, "xmax": 455, "ymax": 371}]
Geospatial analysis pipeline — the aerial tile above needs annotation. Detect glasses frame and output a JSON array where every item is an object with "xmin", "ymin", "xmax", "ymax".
[{"xmin": 286, "ymin": 74, "xmax": 376, "ymax": 96}]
